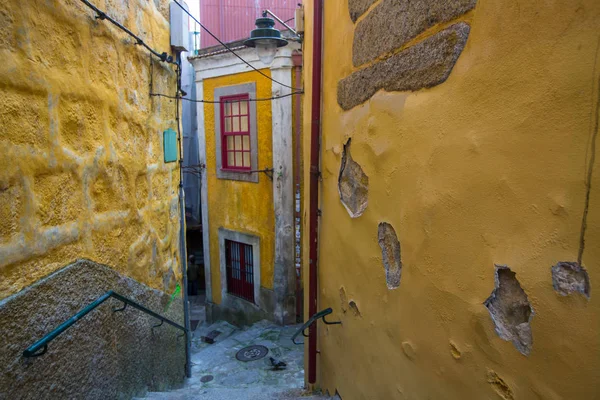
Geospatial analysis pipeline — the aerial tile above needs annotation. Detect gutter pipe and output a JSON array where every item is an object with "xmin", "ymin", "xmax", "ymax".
[{"xmin": 308, "ymin": 0, "xmax": 323, "ymax": 385}]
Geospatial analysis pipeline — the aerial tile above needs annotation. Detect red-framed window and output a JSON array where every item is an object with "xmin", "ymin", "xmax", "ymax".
[
  {"xmin": 220, "ymin": 94, "xmax": 251, "ymax": 170},
  {"xmin": 225, "ymin": 239, "xmax": 255, "ymax": 303}
]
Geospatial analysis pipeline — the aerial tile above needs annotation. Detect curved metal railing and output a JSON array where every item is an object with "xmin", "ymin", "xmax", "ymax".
[
  {"xmin": 23, "ymin": 290, "xmax": 187, "ymax": 359},
  {"xmin": 291, "ymin": 307, "xmax": 341, "ymax": 345}
]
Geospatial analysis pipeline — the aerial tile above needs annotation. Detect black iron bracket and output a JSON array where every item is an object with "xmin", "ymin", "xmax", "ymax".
[
  {"xmin": 112, "ymin": 302, "xmax": 127, "ymax": 312},
  {"xmin": 291, "ymin": 307, "xmax": 341, "ymax": 345},
  {"xmin": 248, "ymin": 168, "xmax": 274, "ymax": 181}
]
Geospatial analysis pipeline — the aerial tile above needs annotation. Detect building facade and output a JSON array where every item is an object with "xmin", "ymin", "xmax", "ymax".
[
  {"xmin": 0, "ymin": 0, "xmax": 187, "ymax": 397},
  {"xmin": 190, "ymin": 40, "xmax": 302, "ymax": 326},
  {"xmin": 302, "ymin": 0, "xmax": 600, "ymax": 398}
]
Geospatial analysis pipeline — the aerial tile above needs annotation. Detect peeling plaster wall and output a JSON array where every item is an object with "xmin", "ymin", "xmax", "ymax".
[
  {"xmin": 0, "ymin": 0, "xmax": 181, "ymax": 300},
  {"xmin": 302, "ymin": 0, "xmax": 600, "ymax": 398}
]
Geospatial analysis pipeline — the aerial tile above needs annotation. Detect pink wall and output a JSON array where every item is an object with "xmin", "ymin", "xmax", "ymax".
[{"xmin": 199, "ymin": 0, "xmax": 297, "ymax": 48}]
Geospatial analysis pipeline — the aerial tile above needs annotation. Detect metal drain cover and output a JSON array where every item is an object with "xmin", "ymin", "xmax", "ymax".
[{"xmin": 236, "ymin": 345, "xmax": 269, "ymax": 362}]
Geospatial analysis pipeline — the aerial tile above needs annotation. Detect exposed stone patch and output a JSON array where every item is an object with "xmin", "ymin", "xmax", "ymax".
[
  {"xmin": 551, "ymin": 262, "xmax": 591, "ymax": 299},
  {"xmin": 484, "ymin": 265, "xmax": 534, "ymax": 356},
  {"xmin": 378, "ymin": 222, "xmax": 402, "ymax": 289},
  {"xmin": 348, "ymin": 0, "xmax": 378, "ymax": 22},
  {"xmin": 487, "ymin": 370, "xmax": 514, "ymax": 400},
  {"xmin": 338, "ymin": 23, "xmax": 471, "ymax": 110},
  {"xmin": 338, "ymin": 139, "xmax": 369, "ymax": 218},
  {"xmin": 348, "ymin": 300, "xmax": 361, "ymax": 317},
  {"xmin": 352, "ymin": 0, "xmax": 477, "ymax": 66}
]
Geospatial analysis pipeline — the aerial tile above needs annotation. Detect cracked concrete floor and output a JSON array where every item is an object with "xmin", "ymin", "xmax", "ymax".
[{"xmin": 136, "ymin": 319, "xmax": 334, "ymax": 400}]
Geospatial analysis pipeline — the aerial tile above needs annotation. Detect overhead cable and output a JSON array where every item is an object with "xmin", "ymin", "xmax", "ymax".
[
  {"xmin": 171, "ymin": 0, "xmax": 303, "ymax": 92},
  {"xmin": 78, "ymin": 0, "xmax": 176, "ymax": 64},
  {"xmin": 150, "ymin": 91, "xmax": 303, "ymax": 104}
]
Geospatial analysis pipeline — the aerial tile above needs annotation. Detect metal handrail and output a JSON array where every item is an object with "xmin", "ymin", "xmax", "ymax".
[
  {"xmin": 291, "ymin": 307, "xmax": 341, "ymax": 345},
  {"xmin": 23, "ymin": 290, "xmax": 187, "ymax": 359}
]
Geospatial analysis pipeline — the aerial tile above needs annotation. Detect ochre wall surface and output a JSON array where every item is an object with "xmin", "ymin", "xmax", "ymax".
[
  {"xmin": 0, "ymin": 0, "xmax": 181, "ymax": 300},
  {"xmin": 303, "ymin": 0, "xmax": 600, "ymax": 398},
  {"xmin": 203, "ymin": 70, "xmax": 275, "ymax": 304}
]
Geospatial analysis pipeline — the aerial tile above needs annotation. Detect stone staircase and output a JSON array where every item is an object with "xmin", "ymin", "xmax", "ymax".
[{"xmin": 135, "ymin": 319, "xmax": 336, "ymax": 400}]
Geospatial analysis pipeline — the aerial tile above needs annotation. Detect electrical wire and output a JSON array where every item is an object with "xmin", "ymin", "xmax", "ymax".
[
  {"xmin": 172, "ymin": 0, "xmax": 303, "ymax": 91},
  {"xmin": 78, "ymin": 0, "xmax": 176, "ymax": 65},
  {"xmin": 150, "ymin": 91, "xmax": 302, "ymax": 104}
]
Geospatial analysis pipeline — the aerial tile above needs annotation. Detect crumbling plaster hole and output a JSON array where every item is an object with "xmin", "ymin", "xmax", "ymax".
[
  {"xmin": 338, "ymin": 139, "xmax": 369, "ymax": 218},
  {"xmin": 378, "ymin": 222, "xmax": 402, "ymax": 289},
  {"xmin": 487, "ymin": 369, "xmax": 514, "ymax": 400},
  {"xmin": 348, "ymin": 300, "xmax": 361, "ymax": 317},
  {"xmin": 484, "ymin": 265, "xmax": 534, "ymax": 356},
  {"xmin": 551, "ymin": 261, "xmax": 590, "ymax": 299}
]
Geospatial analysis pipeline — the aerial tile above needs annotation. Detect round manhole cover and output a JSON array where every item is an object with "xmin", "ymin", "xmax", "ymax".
[
  {"xmin": 200, "ymin": 375, "xmax": 214, "ymax": 383},
  {"xmin": 235, "ymin": 345, "xmax": 269, "ymax": 362}
]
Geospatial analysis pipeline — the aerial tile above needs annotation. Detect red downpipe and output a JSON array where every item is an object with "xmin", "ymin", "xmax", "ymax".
[{"xmin": 308, "ymin": 0, "xmax": 323, "ymax": 385}]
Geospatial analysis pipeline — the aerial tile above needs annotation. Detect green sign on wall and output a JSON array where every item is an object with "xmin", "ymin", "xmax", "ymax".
[{"xmin": 163, "ymin": 128, "xmax": 178, "ymax": 163}]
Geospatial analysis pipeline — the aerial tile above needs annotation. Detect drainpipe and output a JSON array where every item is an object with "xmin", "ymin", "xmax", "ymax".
[
  {"xmin": 308, "ymin": 0, "xmax": 323, "ymax": 385},
  {"xmin": 175, "ymin": 53, "xmax": 192, "ymax": 379},
  {"xmin": 292, "ymin": 51, "xmax": 303, "ymax": 322}
]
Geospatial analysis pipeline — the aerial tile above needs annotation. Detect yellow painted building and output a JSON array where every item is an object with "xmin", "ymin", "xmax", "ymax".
[
  {"xmin": 0, "ymin": 0, "xmax": 188, "ymax": 396},
  {"xmin": 190, "ymin": 41, "xmax": 302, "ymax": 325},
  {"xmin": 0, "ymin": 0, "xmax": 181, "ymax": 298},
  {"xmin": 302, "ymin": 0, "xmax": 600, "ymax": 398}
]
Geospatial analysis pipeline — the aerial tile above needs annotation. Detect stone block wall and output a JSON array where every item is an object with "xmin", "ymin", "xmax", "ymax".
[
  {"xmin": 0, "ymin": 260, "xmax": 186, "ymax": 399},
  {"xmin": 0, "ymin": 0, "xmax": 181, "ymax": 299}
]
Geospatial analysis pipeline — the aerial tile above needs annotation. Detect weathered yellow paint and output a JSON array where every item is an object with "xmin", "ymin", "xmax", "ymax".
[
  {"xmin": 303, "ymin": 0, "xmax": 600, "ymax": 398},
  {"xmin": 203, "ymin": 70, "xmax": 275, "ymax": 304},
  {"xmin": 0, "ymin": 0, "xmax": 181, "ymax": 299}
]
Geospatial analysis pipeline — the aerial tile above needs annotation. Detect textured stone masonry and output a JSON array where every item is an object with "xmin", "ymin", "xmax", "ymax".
[
  {"xmin": 352, "ymin": 0, "xmax": 477, "ymax": 67},
  {"xmin": 338, "ymin": 23, "xmax": 471, "ymax": 110}
]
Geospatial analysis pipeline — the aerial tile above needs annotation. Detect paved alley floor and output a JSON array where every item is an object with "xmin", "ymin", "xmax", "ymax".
[{"xmin": 137, "ymin": 319, "xmax": 334, "ymax": 400}]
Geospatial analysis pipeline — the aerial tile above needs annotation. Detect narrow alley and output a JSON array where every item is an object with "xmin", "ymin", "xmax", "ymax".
[
  {"xmin": 137, "ymin": 318, "xmax": 333, "ymax": 400},
  {"xmin": 1, "ymin": 0, "xmax": 599, "ymax": 398}
]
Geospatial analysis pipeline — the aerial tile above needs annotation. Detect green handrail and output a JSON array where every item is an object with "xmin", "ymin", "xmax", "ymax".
[{"xmin": 23, "ymin": 290, "xmax": 188, "ymax": 363}]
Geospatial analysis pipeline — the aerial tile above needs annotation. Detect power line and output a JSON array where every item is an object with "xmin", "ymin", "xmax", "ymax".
[
  {"xmin": 150, "ymin": 91, "xmax": 302, "ymax": 104},
  {"xmin": 78, "ymin": 0, "xmax": 176, "ymax": 65},
  {"xmin": 171, "ymin": 0, "xmax": 303, "ymax": 92}
]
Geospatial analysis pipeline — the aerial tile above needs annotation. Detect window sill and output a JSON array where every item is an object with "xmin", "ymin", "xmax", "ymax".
[
  {"xmin": 216, "ymin": 168, "xmax": 259, "ymax": 183},
  {"xmin": 220, "ymin": 168, "xmax": 252, "ymax": 173}
]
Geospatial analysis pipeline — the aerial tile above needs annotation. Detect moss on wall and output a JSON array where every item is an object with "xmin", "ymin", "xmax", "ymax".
[
  {"xmin": 303, "ymin": 0, "xmax": 600, "ymax": 398},
  {"xmin": 0, "ymin": 0, "xmax": 181, "ymax": 299}
]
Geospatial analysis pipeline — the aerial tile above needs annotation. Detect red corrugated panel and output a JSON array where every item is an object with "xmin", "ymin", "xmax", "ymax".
[{"xmin": 199, "ymin": 0, "xmax": 296, "ymax": 48}]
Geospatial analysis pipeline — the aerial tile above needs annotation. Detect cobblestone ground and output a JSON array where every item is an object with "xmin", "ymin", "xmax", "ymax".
[{"xmin": 135, "ymin": 318, "xmax": 335, "ymax": 400}]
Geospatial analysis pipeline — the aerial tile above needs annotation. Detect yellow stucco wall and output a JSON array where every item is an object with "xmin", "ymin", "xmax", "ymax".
[
  {"xmin": 203, "ymin": 70, "xmax": 275, "ymax": 304},
  {"xmin": 303, "ymin": 0, "xmax": 600, "ymax": 398},
  {"xmin": 0, "ymin": 0, "xmax": 181, "ymax": 300}
]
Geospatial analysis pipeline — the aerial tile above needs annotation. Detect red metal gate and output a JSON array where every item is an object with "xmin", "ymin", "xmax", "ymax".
[{"xmin": 225, "ymin": 240, "xmax": 255, "ymax": 303}]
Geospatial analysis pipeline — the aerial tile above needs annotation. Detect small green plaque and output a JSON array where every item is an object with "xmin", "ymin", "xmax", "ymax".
[{"xmin": 163, "ymin": 128, "xmax": 178, "ymax": 163}]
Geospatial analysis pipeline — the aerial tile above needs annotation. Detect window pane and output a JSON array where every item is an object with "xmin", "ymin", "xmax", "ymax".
[
  {"xmin": 240, "ymin": 116, "xmax": 249, "ymax": 132},
  {"xmin": 225, "ymin": 117, "xmax": 231, "ymax": 132},
  {"xmin": 235, "ymin": 152, "xmax": 242, "ymax": 167},
  {"xmin": 234, "ymin": 136, "xmax": 242, "ymax": 150},
  {"xmin": 227, "ymin": 136, "xmax": 234, "ymax": 151},
  {"xmin": 242, "ymin": 136, "xmax": 250, "ymax": 151},
  {"xmin": 243, "ymin": 152, "xmax": 250, "ymax": 167},
  {"xmin": 232, "ymin": 101, "xmax": 239, "ymax": 116},
  {"xmin": 240, "ymin": 101, "xmax": 248, "ymax": 115},
  {"xmin": 227, "ymin": 152, "xmax": 235, "ymax": 166},
  {"xmin": 232, "ymin": 117, "xmax": 240, "ymax": 132},
  {"xmin": 223, "ymin": 102, "xmax": 231, "ymax": 117}
]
